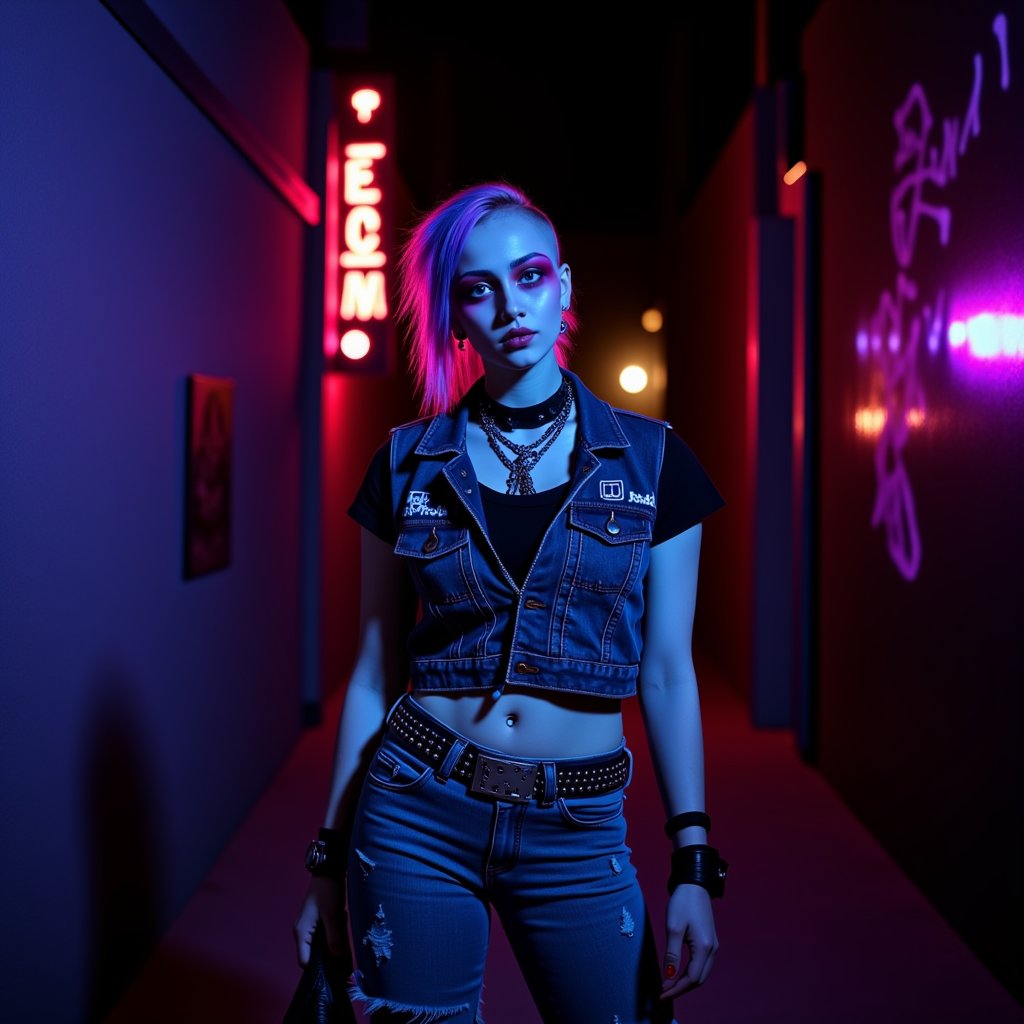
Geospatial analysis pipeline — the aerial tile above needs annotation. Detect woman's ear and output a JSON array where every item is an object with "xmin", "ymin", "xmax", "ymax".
[
  {"xmin": 452, "ymin": 323, "xmax": 467, "ymax": 341},
  {"xmin": 559, "ymin": 263, "xmax": 572, "ymax": 311}
]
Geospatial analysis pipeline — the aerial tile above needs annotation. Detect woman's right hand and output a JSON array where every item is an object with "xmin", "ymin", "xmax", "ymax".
[{"xmin": 293, "ymin": 875, "xmax": 348, "ymax": 967}]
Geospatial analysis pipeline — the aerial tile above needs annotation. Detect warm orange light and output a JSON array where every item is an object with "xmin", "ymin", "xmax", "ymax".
[
  {"xmin": 855, "ymin": 407, "xmax": 887, "ymax": 436},
  {"xmin": 783, "ymin": 160, "xmax": 808, "ymax": 185},
  {"xmin": 641, "ymin": 308, "xmax": 663, "ymax": 333},
  {"xmin": 340, "ymin": 330, "xmax": 371, "ymax": 360},
  {"xmin": 340, "ymin": 272, "xmax": 387, "ymax": 321},
  {"xmin": 340, "ymin": 205, "xmax": 385, "ymax": 267},
  {"xmin": 339, "ymin": 139, "xmax": 388, "ymax": 322},
  {"xmin": 343, "ymin": 143, "xmax": 386, "ymax": 204},
  {"xmin": 855, "ymin": 405, "xmax": 926, "ymax": 436},
  {"xmin": 351, "ymin": 89, "xmax": 381, "ymax": 124},
  {"xmin": 619, "ymin": 365, "xmax": 649, "ymax": 394}
]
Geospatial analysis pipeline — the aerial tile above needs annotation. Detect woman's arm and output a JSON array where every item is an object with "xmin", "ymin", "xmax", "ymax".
[
  {"xmin": 294, "ymin": 527, "xmax": 415, "ymax": 964},
  {"xmin": 323, "ymin": 528, "xmax": 416, "ymax": 832},
  {"xmin": 637, "ymin": 523, "xmax": 719, "ymax": 1001}
]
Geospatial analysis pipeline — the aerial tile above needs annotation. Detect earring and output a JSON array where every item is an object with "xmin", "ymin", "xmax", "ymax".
[
  {"xmin": 559, "ymin": 319, "xmax": 568, "ymax": 334},
  {"xmin": 458, "ymin": 339, "xmax": 466, "ymax": 351}
]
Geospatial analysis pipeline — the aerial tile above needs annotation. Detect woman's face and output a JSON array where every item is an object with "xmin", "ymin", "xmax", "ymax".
[{"xmin": 451, "ymin": 209, "xmax": 571, "ymax": 374}]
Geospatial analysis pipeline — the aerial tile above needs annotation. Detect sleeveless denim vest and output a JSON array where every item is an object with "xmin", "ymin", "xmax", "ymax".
[{"xmin": 387, "ymin": 370, "xmax": 667, "ymax": 699}]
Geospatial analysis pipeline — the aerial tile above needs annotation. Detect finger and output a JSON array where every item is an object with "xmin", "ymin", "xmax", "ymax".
[
  {"xmin": 697, "ymin": 943, "xmax": 719, "ymax": 985},
  {"xmin": 293, "ymin": 918, "xmax": 313, "ymax": 968},
  {"xmin": 661, "ymin": 949, "xmax": 681, "ymax": 988},
  {"xmin": 660, "ymin": 940, "xmax": 716, "ymax": 1000}
]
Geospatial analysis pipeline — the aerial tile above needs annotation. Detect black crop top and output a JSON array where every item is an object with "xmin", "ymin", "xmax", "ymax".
[{"xmin": 349, "ymin": 427, "xmax": 724, "ymax": 586}]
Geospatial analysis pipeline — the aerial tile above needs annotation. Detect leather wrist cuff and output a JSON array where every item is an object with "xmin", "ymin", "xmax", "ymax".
[
  {"xmin": 304, "ymin": 827, "xmax": 347, "ymax": 880},
  {"xmin": 668, "ymin": 843, "xmax": 728, "ymax": 898}
]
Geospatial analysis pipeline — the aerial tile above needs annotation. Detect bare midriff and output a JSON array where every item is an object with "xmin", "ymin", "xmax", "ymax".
[{"xmin": 412, "ymin": 688, "xmax": 624, "ymax": 758}]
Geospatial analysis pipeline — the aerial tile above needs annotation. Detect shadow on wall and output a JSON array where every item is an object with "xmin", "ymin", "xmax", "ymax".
[{"xmin": 80, "ymin": 669, "xmax": 164, "ymax": 1022}]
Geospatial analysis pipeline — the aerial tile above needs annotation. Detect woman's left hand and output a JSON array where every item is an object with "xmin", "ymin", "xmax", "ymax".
[{"xmin": 659, "ymin": 883, "xmax": 719, "ymax": 1002}]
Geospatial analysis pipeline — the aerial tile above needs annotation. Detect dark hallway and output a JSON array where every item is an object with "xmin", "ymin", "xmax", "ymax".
[
  {"xmin": 104, "ymin": 655, "xmax": 1024, "ymax": 1023},
  {"xmin": 2, "ymin": 2, "xmax": 1022, "ymax": 1022}
]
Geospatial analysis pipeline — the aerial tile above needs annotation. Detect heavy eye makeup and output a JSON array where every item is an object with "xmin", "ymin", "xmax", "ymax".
[{"xmin": 456, "ymin": 264, "xmax": 551, "ymax": 303}]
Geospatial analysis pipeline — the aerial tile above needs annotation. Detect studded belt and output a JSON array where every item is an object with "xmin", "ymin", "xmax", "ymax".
[{"xmin": 386, "ymin": 695, "xmax": 631, "ymax": 804}]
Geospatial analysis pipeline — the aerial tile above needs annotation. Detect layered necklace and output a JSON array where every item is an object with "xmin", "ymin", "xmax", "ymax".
[{"xmin": 477, "ymin": 377, "xmax": 574, "ymax": 495}]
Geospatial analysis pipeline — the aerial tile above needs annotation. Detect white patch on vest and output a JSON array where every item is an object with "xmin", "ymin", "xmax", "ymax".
[
  {"xmin": 629, "ymin": 491, "xmax": 655, "ymax": 507},
  {"xmin": 600, "ymin": 480, "xmax": 625, "ymax": 500},
  {"xmin": 403, "ymin": 490, "xmax": 448, "ymax": 517}
]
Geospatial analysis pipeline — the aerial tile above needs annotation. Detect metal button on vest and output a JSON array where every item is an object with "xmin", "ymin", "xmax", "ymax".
[
  {"xmin": 605, "ymin": 514, "xmax": 621, "ymax": 536},
  {"xmin": 422, "ymin": 529, "xmax": 439, "ymax": 553},
  {"xmin": 514, "ymin": 661, "xmax": 541, "ymax": 674},
  {"xmin": 524, "ymin": 598, "xmax": 546, "ymax": 610}
]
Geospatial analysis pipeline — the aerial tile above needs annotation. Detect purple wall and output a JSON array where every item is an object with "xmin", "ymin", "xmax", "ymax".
[
  {"xmin": 0, "ymin": 3, "xmax": 310, "ymax": 1019},
  {"xmin": 804, "ymin": 0, "xmax": 1023, "ymax": 998}
]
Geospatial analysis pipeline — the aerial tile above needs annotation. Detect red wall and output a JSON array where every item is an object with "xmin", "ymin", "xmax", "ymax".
[{"xmin": 666, "ymin": 108, "xmax": 756, "ymax": 700}]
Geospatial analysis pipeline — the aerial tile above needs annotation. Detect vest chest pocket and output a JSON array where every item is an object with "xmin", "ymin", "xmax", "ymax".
[
  {"xmin": 564, "ymin": 504, "xmax": 653, "ymax": 593},
  {"xmin": 394, "ymin": 522, "xmax": 474, "ymax": 606}
]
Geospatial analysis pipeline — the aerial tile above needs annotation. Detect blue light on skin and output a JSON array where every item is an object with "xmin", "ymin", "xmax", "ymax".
[{"xmin": 451, "ymin": 210, "xmax": 572, "ymax": 408}]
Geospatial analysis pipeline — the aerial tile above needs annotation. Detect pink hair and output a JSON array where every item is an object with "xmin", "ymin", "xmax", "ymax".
[{"xmin": 396, "ymin": 182, "xmax": 576, "ymax": 417}]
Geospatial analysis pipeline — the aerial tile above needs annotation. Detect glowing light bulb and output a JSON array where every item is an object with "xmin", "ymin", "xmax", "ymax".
[
  {"xmin": 351, "ymin": 89, "xmax": 381, "ymax": 124},
  {"xmin": 619, "ymin": 365, "xmax": 648, "ymax": 394},
  {"xmin": 948, "ymin": 321, "xmax": 967, "ymax": 347},
  {"xmin": 783, "ymin": 161, "xmax": 807, "ymax": 185},
  {"xmin": 340, "ymin": 329, "xmax": 371, "ymax": 360},
  {"xmin": 641, "ymin": 308, "xmax": 663, "ymax": 333}
]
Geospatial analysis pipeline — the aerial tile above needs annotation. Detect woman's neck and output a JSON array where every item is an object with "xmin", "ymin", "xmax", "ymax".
[{"xmin": 482, "ymin": 358, "xmax": 564, "ymax": 408}]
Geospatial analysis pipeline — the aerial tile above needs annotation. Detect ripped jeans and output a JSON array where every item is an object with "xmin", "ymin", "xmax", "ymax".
[{"xmin": 346, "ymin": 696, "xmax": 674, "ymax": 1024}]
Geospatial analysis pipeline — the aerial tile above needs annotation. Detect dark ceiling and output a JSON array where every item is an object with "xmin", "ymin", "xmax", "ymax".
[{"xmin": 288, "ymin": 2, "xmax": 820, "ymax": 235}]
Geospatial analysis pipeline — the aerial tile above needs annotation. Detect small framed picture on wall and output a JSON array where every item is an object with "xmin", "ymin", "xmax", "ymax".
[{"xmin": 184, "ymin": 373, "xmax": 234, "ymax": 579}]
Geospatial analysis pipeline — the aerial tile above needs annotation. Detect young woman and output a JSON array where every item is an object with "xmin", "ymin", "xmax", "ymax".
[{"xmin": 293, "ymin": 182, "xmax": 726, "ymax": 1024}]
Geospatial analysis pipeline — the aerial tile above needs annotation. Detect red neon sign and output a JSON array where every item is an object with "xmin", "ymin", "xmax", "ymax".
[{"xmin": 324, "ymin": 76, "xmax": 395, "ymax": 373}]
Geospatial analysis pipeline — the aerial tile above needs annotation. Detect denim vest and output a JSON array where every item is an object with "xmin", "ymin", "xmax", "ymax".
[{"xmin": 387, "ymin": 371, "xmax": 667, "ymax": 700}]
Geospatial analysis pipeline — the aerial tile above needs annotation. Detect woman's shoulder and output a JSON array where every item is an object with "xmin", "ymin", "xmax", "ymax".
[{"xmin": 388, "ymin": 412, "xmax": 436, "ymax": 438}]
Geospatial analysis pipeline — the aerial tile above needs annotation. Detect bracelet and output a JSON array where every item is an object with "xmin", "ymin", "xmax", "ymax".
[
  {"xmin": 667, "ymin": 844, "xmax": 728, "ymax": 898},
  {"xmin": 304, "ymin": 826, "xmax": 347, "ymax": 880},
  {"xmin": 664, "ymin": 811, "xmax": 711, "ymax": 838}
]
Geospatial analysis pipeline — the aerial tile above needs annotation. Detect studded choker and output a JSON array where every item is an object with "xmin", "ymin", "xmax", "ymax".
[{"xmin": 477, "ymin": 378, "xmax": 570, "ymax": 430}]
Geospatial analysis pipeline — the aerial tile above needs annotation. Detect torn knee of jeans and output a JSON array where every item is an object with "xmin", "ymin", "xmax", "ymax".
[
  {"xmin": 618, "ymin": 906, "xmax": 635, "ymax": 937},
  {"xmin": 348, "ymin": 972, "xmax": 472, "ymax": 1023},
  {"xmin": 362, "ymin": 904, "xmax": 394, "ymax": 966},
  {"xmin": 356, "ymin": 847, "xmax": 376, "ymax": 880}
]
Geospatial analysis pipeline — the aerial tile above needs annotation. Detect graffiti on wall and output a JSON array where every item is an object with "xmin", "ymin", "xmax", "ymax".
[{"xmin": 855, "ymin": 12, "xmax": 1014, "ymax": 580}]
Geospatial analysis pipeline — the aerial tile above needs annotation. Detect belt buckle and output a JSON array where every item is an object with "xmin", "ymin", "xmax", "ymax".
[{"xmin": 470, "ymin": 754, "xmax": 537, "ymax": 803}]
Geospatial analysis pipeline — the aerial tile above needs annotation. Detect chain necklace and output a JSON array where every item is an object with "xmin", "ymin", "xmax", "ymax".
[{"xmin": 477, "ymin": 379, "xmax": 574, "ymax": 495}]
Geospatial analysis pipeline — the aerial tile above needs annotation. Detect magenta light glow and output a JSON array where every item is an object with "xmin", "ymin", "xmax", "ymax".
[
  {"xmin": 948, "ymin": 313, "xmax": 1024, "ymax": 359},
  {"xmin": 851, "ymin": 10, "xmax": 1014, "ymax": 583}
]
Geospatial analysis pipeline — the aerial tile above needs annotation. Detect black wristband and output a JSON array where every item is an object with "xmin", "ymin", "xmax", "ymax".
[
  {"xmin": 667, "ymin": 843, "xmax": 728, "ymax": 898},
  {"xmin": 304, "ymin": 827, "xmax": 347, "ymax": 879},
  {"xmin": 664, "ymin": 811, "xmax": 711, "ymax": 838}
]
